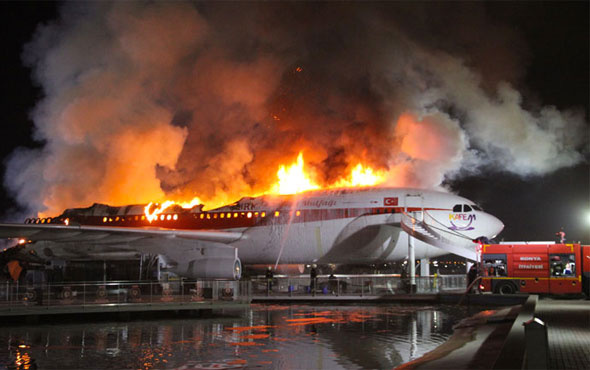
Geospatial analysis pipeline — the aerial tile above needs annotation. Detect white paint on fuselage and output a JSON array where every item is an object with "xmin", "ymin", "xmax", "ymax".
[{"xmin": 217, "ymin": 187, "xmax": 504, "ymax": 264}]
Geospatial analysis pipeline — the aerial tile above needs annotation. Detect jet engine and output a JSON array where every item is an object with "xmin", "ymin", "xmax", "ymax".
[{"xmin": 170, "ymin": 257, "xmax": 242, "ymax": 280}]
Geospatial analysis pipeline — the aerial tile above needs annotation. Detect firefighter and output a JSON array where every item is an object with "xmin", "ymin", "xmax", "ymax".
[
  {"xmin": 265, "ymin": 266, "xmax": 274, "ymax": 294},
  {"xmin": 328, "ymin": 273, "xmax": 337, "ymax": 294},
  {"xmin": 555, "ymin": 227, "xmax": 566, "ymax": 243},
  {"xmin": 309, "ymin": 264, "xmax": 318, "ymax": 294},
  {"xmin": 467, "ymin": 264, "xmax": 477, "ymax": 293}
]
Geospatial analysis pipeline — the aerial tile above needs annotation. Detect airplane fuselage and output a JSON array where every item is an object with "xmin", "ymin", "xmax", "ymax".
[{"xmin": 24, "ymin": 187, "xmax": 504, "ymax": 268}]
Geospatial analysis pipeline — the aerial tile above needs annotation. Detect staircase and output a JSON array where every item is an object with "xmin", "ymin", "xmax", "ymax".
[{"xmin": 401, "ymin": 211, "xmax": 478, "ymax": 261}]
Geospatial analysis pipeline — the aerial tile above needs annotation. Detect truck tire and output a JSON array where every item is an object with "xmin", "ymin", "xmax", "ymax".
[{"xmin": 496, "ymin": 282, "xmax": 516, "ymax": 295}]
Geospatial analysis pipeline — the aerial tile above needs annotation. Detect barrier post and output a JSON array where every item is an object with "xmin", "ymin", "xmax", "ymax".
[{"xmin": 523, "ymin": 317, "xmax": 549, "ymax": 369}]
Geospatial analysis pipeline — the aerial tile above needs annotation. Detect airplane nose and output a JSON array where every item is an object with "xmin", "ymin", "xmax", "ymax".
[{"xmin": 489, "ymin": 214, "xmax": 504, "ymax": 238}]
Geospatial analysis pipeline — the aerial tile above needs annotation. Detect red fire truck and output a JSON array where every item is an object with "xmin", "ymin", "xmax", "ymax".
[{"xmin": 479, "ymin": 243, "xmax": 590, "ymax": 295}]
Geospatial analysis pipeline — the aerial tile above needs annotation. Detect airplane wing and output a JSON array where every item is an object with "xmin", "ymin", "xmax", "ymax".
[
  {"xmin": 0, "ymin": 223, "xmax": 245, "ymax": 279},
  {"xmin": 0, "ymin": 223, "xmax": 243, "ymax": 244}
]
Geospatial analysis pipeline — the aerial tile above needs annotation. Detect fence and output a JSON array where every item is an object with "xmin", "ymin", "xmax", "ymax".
[
  {"xmin": 0, "ymin": 279, "xmax": 251, "ymax": 309},
  {"xmin": 0, "ymin": 274, "xmax": 467, "ymax": 308},
  {"xmin": 251, "ymin": 274, "xmax": 467, "ymax": 297}
]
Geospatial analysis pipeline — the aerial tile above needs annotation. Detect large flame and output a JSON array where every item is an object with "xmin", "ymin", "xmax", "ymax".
[
  {"xmin": 331, "ymin": 163, "xmax": 386, "ymax": 188},
  {"xmin": 144, "ymin": 197, "xmax": 202, "ymax": 222},
  {"xmin": 270, "ymin": 152, "xmax": 320, "ymax": 195},
  {"xmin": 141, "ymin": 151, "xmax": 386, "ymax": 222}
]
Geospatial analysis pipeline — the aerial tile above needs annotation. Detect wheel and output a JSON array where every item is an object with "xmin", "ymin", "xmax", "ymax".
[{"xmin": 496, "ymin": 282, "xmax": 515, "ymax": 294}]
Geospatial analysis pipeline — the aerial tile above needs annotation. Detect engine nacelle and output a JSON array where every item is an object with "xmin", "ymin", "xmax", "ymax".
[{"xmin": 171, "ymin": 257, "xmax": 242, "ymax": 280}]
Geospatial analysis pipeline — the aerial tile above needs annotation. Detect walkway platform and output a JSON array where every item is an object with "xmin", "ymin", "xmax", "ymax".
[
  {"xmin": 0, "ymin": 279, "xmax": 250, "ymax": 320},
  {"xmin": 397, "ymin": 295, "xmax": 590, "ymax": 370},
  {"xmin": 252, "ymin": 293, "xmax": 529, "ymax": 306},
  {"xmin": 535, "ymin": 298, "xmax": 590, "ymax": 370},
  {"xmin": 0, "ymin": 300, "xmax": 249, "ymax": 318}
]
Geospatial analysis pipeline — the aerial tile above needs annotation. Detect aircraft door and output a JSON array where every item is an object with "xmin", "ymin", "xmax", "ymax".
[{"xmin": 404, "ymin": 194, "xmax": 423, "ymax": 218}]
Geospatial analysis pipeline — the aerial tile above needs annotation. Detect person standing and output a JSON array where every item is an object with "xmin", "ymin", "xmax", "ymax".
[
  {"xmin": 555, "ymin": 227, "xmax": 566, "ymax": 243},
  {"xmin": 310, "ymin": 264, "xmax": 317, "ymax": 296},
  {"xmin": 467, "ymin": 264, "xmax": 477, "ymax": 293},
  {"xmin": 328, "ymin": 273, "xmax": 337, "ymax": 295},
  {"xmin": 265, "ymin": 266, "xmax": 274, "ymax": 295}
]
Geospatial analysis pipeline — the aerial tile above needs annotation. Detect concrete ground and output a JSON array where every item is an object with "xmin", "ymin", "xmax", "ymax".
[{"xmin": 535, "ymin": 298, "xmax": 590, "ymax": 370}]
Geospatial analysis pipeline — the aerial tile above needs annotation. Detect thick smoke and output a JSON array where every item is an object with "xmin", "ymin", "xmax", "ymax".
[{"xmin": 5, "ymin": 2, "xmax": 587, "ymax": 216}]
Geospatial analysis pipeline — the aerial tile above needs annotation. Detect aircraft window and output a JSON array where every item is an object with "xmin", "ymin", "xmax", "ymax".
[
  {"xmin": 167, "ymin": 215, "xmax": 172, "ymax": 221},
  {"xmin": 47, "ymin": 218, "xmax": 52, "ymax": 223},
  {"xmin": 103, "ymin": 217, "xmax": 107, "ymax": 223},
  {"xmin": 160, "ymin": 215, "xmax": 165, "ymax": 221},
  {"xmin": 220, "ymin": 213, "xmax": 225, "ymax": 219},
  {"xmin": 233, "ymin": 213, "xmax": 238, "ymax": 218},
  {"xmin": 275, "ymin": 211, "xmax": 280, "ymax": 217},
  {"xmin": 261, "ymin": 212, "xmax": 266, "ymax": 217},
  {"xmin": 41, "ymin": 218, "xmax": 46, "ymax": 224},
  {"xmin": 247, "ymin": 212, "xmax": 252, "ymax": 218},
  {"xmin": 464, "ymin": 205, "xmax": 472, "ymax": 212},
  {"xmin": 206, "ymin": 214, "xmax": 211, "ymax": 219},
  {"xmin": 453, "ymin": 205, "xmax": 462, "ymax": 212},
  {"xmin": 115, "ymin": 216, "xmax": 120, "ymax": 221},
  {"xmin": 173, "ymin": 214, "xmax": 178, "ymax": 220},
  {"xmin": 200, "ymin": 214, "xmax": 204, "ymax": 219},
  {"xmin": 255, "ymin": 212, "xmax": 259, "ymax": 217},
  {"xmin": 296, "ymin": 210, "xmax": 301, "ymax": 216},
  {"xmin": 141, "ymin": 215, "xmax": 146, "ymax": 221},
  {"xmin": 227, "ymin": 213, "xmax": 231, "ymax": 218},
  {"xmin": 213, "ymin": 214, "xmax": 218, "ymax": 219}
]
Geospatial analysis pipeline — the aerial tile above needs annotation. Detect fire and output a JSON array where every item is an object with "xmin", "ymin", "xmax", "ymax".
[
  {"xmin": 270, "ymin": 152, "xmax": 320, "ymax": 195},
  {"xmin": 144, "ymin": 197, "xmax": 201, "ymax": 222},
  {"xmin": 141, "ymin": 152, "xmax": 385, "ymax": 221},
  {"xmin": 332, "ymin": 163, "xmax": 386, "ymax": 188},
  {"xmin": 144, "ymin": 201, "xmax": 175, "ymax": 223}
]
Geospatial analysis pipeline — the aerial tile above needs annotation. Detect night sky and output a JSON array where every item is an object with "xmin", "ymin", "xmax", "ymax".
[{"xmin": 0, "ymin": 2, "xmax": 588, "ymax": 243}]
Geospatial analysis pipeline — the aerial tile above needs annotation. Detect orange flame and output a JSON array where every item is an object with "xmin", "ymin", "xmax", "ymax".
[
  {"xmin": 142, "ymin": 152, "xmax": 386, "ymax": 220},
  {"xmin": 144, "ymin": 197, "xmax": 201, "ymax": 222},
  {"xmin": 331, "ymin": 163, "xmax": 386, "ymax": 188},
  {"xmin": 270, "ymin": 152, "xmax": 320, "ymax": 195}
]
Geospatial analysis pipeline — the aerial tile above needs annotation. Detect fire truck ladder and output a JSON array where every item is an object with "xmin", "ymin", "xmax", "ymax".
[{"xmin": 401, "ymin": 211, "xmax": 478, "ymax": 261}]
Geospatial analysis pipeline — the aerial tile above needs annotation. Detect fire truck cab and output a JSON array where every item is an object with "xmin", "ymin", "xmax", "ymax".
[{"xmin": 480, "ymin": 243, "xmax": 590, "ymax": 295}]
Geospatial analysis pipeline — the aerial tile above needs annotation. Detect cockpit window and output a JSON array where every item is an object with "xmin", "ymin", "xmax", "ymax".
[
  {"xmin": 464, "ymin": 205, "xmax": 472, "ymax": 212},
  {"xmin": 452, "ymin": 204, "xmax": 462, "ymax": 212}
]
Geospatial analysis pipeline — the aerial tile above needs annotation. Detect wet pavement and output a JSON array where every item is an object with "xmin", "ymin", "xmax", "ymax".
[
  {"xmin": 0, "ymin": 303, "xmax": 479, "ymax": 369},
  {"xmin": 535, "ymin": 298, "xmax": 590, "ymax": 370}
]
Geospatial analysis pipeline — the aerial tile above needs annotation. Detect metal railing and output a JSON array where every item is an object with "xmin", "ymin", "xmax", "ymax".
[
  {"xmin": 0, "ymin": 274, "xmax": 468, "ymax": 308},
  {"xmin": 0, "ymin": 279, "xmax": 251, "ymax": 309},
  {"xmin": 251, "ymin": 275, "xmax": 467, "ymax": 297}
]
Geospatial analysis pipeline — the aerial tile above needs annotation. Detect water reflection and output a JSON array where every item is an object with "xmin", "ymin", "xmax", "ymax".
[{"xmin": 0, "ymin": 304, "xmax": 473, "ymax": 369}]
